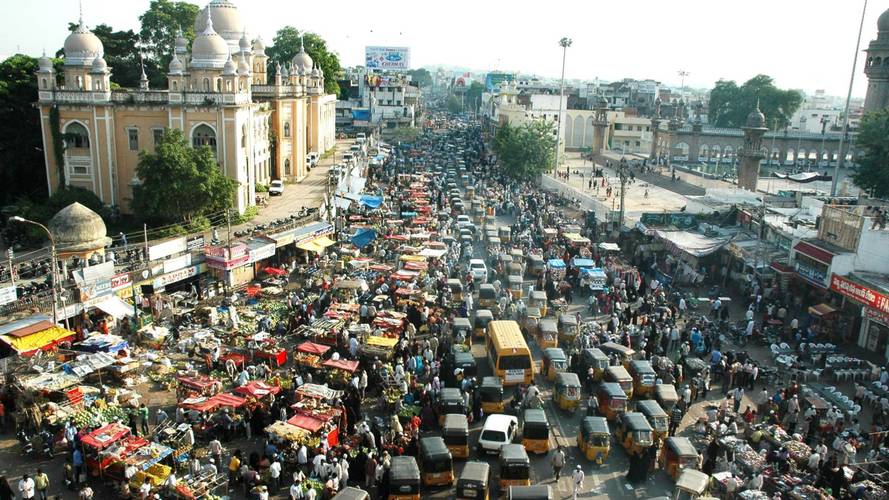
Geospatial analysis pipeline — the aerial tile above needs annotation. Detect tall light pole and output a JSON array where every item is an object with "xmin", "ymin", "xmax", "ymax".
[
  {"xmin": 11, "ymin": 216, "xmax": 59, "ymax": 325},
  {"xmin": 677, "ymin": 70, "xmax": 690, "ymax": 93},
  {"xmin": 555, "ymin": 37, "xmax": 572, "ymax": 174},
  {"xmin": 618, "ymin": 157, "xmax": 630, "ymax": 229},
  {"xmin": 831, "ymin": 0, "xmax": 868, "ymax": 196}
]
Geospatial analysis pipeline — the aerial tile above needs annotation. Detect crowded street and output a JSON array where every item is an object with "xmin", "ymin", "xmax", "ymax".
[{"xmin": 1, "ymin": 111, "xmax": 888, "ymax": 500}]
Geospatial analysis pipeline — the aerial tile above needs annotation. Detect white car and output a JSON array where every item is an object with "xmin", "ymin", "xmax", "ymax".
[
  {"xmin": 268, "ymin": 180, "xmax": 284, "ymax": 196},
  {"xmin": 469, "ymin": 259, "xmax": 488, "ymax": 282},
  {"xmin": 477, "ymin": 414, "xmax": 518, "ymax": 454}
]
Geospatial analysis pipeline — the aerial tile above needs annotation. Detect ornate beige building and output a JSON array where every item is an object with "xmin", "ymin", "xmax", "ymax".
[{"xmin": 36, "ymin": 0, "xmax": 336, "ymax": 214}]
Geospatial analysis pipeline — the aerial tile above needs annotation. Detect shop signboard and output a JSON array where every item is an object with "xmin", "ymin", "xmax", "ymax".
[
  {"xmin": 796, "ymin": 261, "xmax": 827, "ymax": 288},
  {"xmin": 206, "ymin": 254, "xmax": 250, "ymax": 271},
  {"xmin": 110, "ymin": 273, "xmax": 131, "ymax": 291},
  {"xmin": 0, "ymin": 286, "xmax": 17, "ymax": 306},
  {"xmin": 163, "ymin": 254, "xmax": 192, "ymax": 274},
  {"xmin": 365, "ymin": 46, "xmax": 410, "ymax": 70},
  {"xmin": 149, "ymin": 237, "xmax": 187, "ymax": 261},
  {"xmin": 186, "ymin": 235, "xmax": 205, "ymax": 252},
  {"xmin": 247, "ymin": 240, "xmax": 276, "ymax": 263},
  {"xmin": 153, "ymin": 263, "xmax": 207, "ymax": 289},
  {"xmin": 830, "ymin": 274, "xmax": 889, "ymax": 315},
  {"xmin": 864, "ymin": 306, "xmax": 889, "ymax": 327},
  {"xmin": 205, "ymin": 243, "xmax": 247, "ymax": 262},
  {"xmin": 79, "ymin": 280, "xmax": 112, "ymax": 304}
]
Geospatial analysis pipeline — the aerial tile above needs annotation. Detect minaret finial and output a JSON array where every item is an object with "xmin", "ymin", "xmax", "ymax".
[
  {"xmin": 78, "ymin": 0, "xmax": 83, "ymax": 25},
  {"xmin": 300, "ymin": 35, "xmax": 305, "ymax": 53}
]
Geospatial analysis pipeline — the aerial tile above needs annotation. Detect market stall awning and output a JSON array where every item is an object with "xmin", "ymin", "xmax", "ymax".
[
  {"xmin": 296, "ymin": 236, "xmax": 336, "ymax": 254},
  {"xmin": 652, "ymin": 230, "xmax": 732, "ymax": 258},
  {"xmin": 322, "ymin": 359, "xmax": 359, "ymax": 372},
  {"xmin": 809, "ymin": 303, "xmax": 837, "ymax": 317},
  {"xmin": 287, "ymin": 414, "xmax": 326, "ymax": 433},
  {"xmin": 547, "ymin": 259, "xmax": 566, "ymax": 268},
  {"xmin": 0, "ymin": 324, "xmax": 75, "ymax": 355},
  {"xmin": 81, "ymin": 423, "xmax": 131, "ymax": 450},
  {"xmin": 234, "ymin": 381, "xmax": 282, "ymax": 399},
  {"xmin": 365, "ymin": 335, "xmax": 398, "ymax": 348},
  {"xmin": 419, "ymin": 248, "xmax": 447, "ymax": 258},
  {"xmin": 297, "ymin": 341, "xmax": 331, "ymax": 355},
  {"xmin": 94, "ymin": 295, "xmax": 134, "ymax": 319},
  {"xmin": 598, "ymin": 242, "xmax": 621, "ymax": 252},
  {"xmin": 295, "ymin": 383, "xmax": 343, "ymax": 400},
  {"xmin": 351, "ymin": 228, "xmax": 377, "ymax": 249},
  {"xmin": 793, "ymin": 241, "xmax": 836, "ymax": 265}
]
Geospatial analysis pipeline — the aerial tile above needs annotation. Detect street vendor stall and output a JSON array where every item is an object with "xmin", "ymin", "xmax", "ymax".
[{"xmin": 322, "ymin": 358, "xmax": 360, "ymax": 387}]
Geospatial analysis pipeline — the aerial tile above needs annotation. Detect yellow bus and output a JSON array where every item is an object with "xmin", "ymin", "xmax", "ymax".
[{"xmin": 486, "ymin": 321, "xmax": 534, "ymax": 386}]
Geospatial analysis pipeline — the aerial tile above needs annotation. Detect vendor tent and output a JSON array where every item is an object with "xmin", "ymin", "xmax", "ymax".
[
  {"xmin": 653, "ymin": 230, "xmax": 733, "ymax": 258},
  {"xmin": 297, "ymin": 342, "xmax": 331, "ymax": 355},
  {"xmin": 94, "ymin": 296, "xmax": 134, "ymax": 319},
  {"xmin": 0, "ymin": 316, "xmax": 75, "ymax": 356},
  {"xmin": 598, "ymin": 242, "xmax": 620, "ymax": 252},
  {"xmin": 359, "ymin": 195, "xmax": 383, "ymax": 209},
  {"xmin": 351, "ymin": 228, "xmax": 377, "ymax": 249},
  {"xmin": 809, "ymin": 303, "xmax": 837, "ymax": 317},
  {"xmin": 297, "ymin": 236, "xmax": 336, "ymax": 254}
]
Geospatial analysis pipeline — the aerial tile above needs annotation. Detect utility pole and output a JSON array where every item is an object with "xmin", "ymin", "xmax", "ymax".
[
  {"xmin": 6, "ymin": 249, "xmax": 13, "ymax": 288},
  {"xmin": 143, "ymin": 223, "xmax": 149, "ymax": 258},
  {"xmin": 11, "ymin": 217, "xmax": 58, "ymax": 325},
  {"xmin": 555, "ymin": 37, "xmax": 572, "ymax": 174},
  {"xmin": 618, "ymin": 157, "xmax": 629, "ymax": 230},
  {"xmin": 832, "ymin": 0, "xmax": 868, "ymax": 196},
  {"xmin": 677, "ymin": 70, "xmax": 690, "ymax": 93}
]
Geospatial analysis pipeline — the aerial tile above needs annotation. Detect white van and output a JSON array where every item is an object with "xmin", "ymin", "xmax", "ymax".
[
  {"xmin": 477, "ymin": 414, "xmax": 518, "ymax": 454},
  {"xmin": 356, "ymin": 133, "xmax": 366, "ymax": 144},
  {"xmin": 342, "ymin": 153, "xmax": 354, "ymax": 165},
  {"xmin": 306, "ymin": 152, "xmax": 319, "ymax": 168}
]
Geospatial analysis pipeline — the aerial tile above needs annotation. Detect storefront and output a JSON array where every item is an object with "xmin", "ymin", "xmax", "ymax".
[
  {"xmin": 830, "ymin": 273, "xmax": 889, "ymax": 362},
  {"xmin": 268, "ymin": 222, "xmax": 336, "ymax": 262},
  {"xmin": 205, "ymin": 243, "xmax": 251, "ymax": 288},
  {"xmin": 792, "ymin": 241, "xmax": 835, "ymax": 289}
]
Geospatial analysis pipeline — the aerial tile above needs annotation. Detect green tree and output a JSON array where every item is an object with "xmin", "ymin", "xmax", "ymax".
[
  {"xmin": 708, "ymin": 75, "xmax": 802, "ymax": 128},
  {"xmin": 407, "ymin": 68, "xmax": 432, "ymax": 88},
  {"xmin": 139, "ymin": 0, "xmax": 200, "ymax": 79},
  {"xmin": 0, "ymin": 54, "xmax": 51, "ymax": 204},
  {"xmin": 446, "ymin": 95, "xmax": 462, "ymax": 114},
  {"xmin": 492, "ymin": 121, "xmax": 556, "ymax": 180},
  {"xmin": 61, "ymin": 23, "xmax": 161, "ymax": 89},
  {"xmin": 266, "ymin": 26, "xmax": 342, "ymax": 95},
  {"xmin": 852, "ymin": 109, "xmax": 889, "ymax": 198},
  {"xmin": 132, "ymin": 128, "xmax": 236, "ymax": 223},
  {"xmin": 464, "ymin": 81, "xmax": 485, "ymax": 112}
]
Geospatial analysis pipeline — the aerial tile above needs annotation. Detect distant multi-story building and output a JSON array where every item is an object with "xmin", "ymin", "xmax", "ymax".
[
  {"xmin": 36, "ymin": 0, "xmax": 336, "ymax": 214},
  {"xmin": 336, "ymin": 67, "xmax": 420, "ymax": 129},
  {"xmin": 864, "ymin": 7, "xmax": 889, "ymax": 112}
]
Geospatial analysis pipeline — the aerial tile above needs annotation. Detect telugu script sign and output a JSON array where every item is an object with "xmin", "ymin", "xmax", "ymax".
[{"xmin": 830, "ymin": 274, "xmax": 889, "ymax": 315}]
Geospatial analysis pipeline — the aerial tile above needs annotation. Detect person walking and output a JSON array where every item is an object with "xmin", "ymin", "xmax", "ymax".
[
  {"xmin": 571, "ymin": 465, "xmax": 585, "ymax": 500},
  {"xmin": 551, "ymin": 446, "xmax": 566, "ymax": 481},
  {"xmin": 138, "ymin": 404, "xmax": 150, "ymax": 436},
  {"xmin": 18, "ymin": 474, "xmax": 35, "ymax": 500},
  {"xmin": 33, "ymin": 469, "xmax": 48, "ymax": 500}
]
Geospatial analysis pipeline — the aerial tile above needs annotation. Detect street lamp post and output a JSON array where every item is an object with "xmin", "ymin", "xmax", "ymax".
[
  {"xmin": 555, "ymin": 37, "xmax": 572, "ymax": 174},
  {"xmin": 617, "ymin": 157, "xmax": 630, "ymax": 230},
  {"xmin": 11, "ymin": 216, "xmax": 59, "ymax": 325},
  {"xmin": 832, "ymin": 0, "xmax": 868, "ymax": 196}
]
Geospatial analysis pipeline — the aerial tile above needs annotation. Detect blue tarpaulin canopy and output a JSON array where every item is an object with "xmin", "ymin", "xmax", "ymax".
[
  {"xmin": 571, "ymin": 258, "xmax": 596, "ymax": 268},
  {"xmin": 547, "ymin": 259, "xmax": 566, "ymax": 268},
  {"xmin": 351, "ymin": 229, "xmax": 377, "ymax": 249},
  {"xmin": 359, "ymin": 195, "xmax": 383, "ymax": 209},
  {"xmin": 401, "ymin": 211, "xmax": 418, "ymax": 218}
]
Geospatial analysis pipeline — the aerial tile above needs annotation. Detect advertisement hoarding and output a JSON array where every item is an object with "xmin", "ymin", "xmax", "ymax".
[
  {"xmin": 830, "ymin": 274, "xmax": 889, "ymax": 315},
  {"xmin": 365, "ymin": 46, "xmax": 410, "ymax": 70}
]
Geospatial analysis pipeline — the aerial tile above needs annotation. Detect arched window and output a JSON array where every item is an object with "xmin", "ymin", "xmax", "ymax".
[
  {"xmin": 64, "ymin": 122, "xmax": 90, "ymax": 149},
  {"xmin": 216, "ymin": 79, "xmax": 222, "ymax": 92},
  {"xmin": 284, "ymin": 158, "xmax": 291, "ymax": 175},
  {"xmin": 203, "ymin": 78, "xmax": 210, "ymax": 92},
  {"xmin": 241, "ymin": 124, "xmax": 247, "ymax": 148},
  {"xmin": 192, "ymin": 124, "xmax": 217, "ymax": 151},
  {"xmin": 226, "ymin": 81, "xmax": 232, "ymax": 92},
  {"xmin": 875, "ymin": 56, "xmax": 883, "ymax": 67},
  {"xmin": 283, "ymin": 122, "xmax": 291, "ymax": 138},
  {"xmin": 172, "ymin": 80, "xmax": 178, "ymax": 91},
  {"xmin": 41, "ymin": 78, "xmax": 47, "ymax": 89}
]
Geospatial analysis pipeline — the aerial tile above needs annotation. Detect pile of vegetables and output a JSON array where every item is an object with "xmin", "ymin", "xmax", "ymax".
[{"xmin": 72, "ymin": 402, "xmax": 131, "ymax": 428}]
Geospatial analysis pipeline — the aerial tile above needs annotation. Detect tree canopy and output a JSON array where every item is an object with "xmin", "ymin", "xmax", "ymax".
[
  {"xmin": 138, "ymin": 0, "xmax": 200, "ymax": 75},
  {"xmin": 708, "ymin": 75, "xmax": 802, "ymax": 129},
  {"xmin": 266, "ymin": 26, "xmax": 342, "ymax": 95},
  {"xmin": 0, "ymin": 54, "xmax": 53, "ymax": 204},
  {"xmin": 132, "ymin": 128, "xmax": 236, "ymax": 223},
  {"xmin": 851, "ymin": 109, "xmax": 889, "ymax": 198},
  {"xmin": 407, "ymin": 68, "xmax": 432, "ymax": 88},
  {"xmin": 464, "ymin": 82, "xmax": 485, "ymax": 112},
  {"xmin": 446, "ymin": 95, "xmax": 462, "ymax": 114},
  {"xmin": 492, "ymin": 121, "xmax": 557, "ymax": 180}
]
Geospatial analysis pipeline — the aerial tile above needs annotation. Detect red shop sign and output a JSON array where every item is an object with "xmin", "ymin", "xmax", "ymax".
[{"xmin": 830, "ymin": 274, "xmax": 889, "ymax": 315}]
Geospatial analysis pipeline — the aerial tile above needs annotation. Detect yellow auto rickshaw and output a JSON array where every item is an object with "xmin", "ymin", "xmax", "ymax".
[
  {"xmin": 600, "ymin": 342, "xmax": 636, "ymax": 368},
  {"xmin": 388, "ymin": 456, "xmax": 421, "ymax": 500},
  {"xmin": 498, "ymin": 444, "xmax": 530, "ymax": 490},
  {"xmin": 498, "ymin": 254, "xmax": 514, "ymax": 278},
  {"xmin": 448, "ymin": 279, "xmax": 464, "ymax": 303},
  {"xmin": 615, "ymin": 412, "xmax": 654, "ymax": 457},
  {"xmin": 529, "ymin": 290, "xmax": 548, "ymax": 318},
  {"xmin": 443, "ymin": 413, "xmax": 470, "ymax": 459},
  {"xmin": 479, "ymin": 376, "xmax": 504, "ymax": 414},
  {"xmin": 456, "ymin": 461, "xmax": 490, "ymax": 500},
  {"xmin": 507, "ymin": 275, "xmax": 523, "ymax": 300},
  {"xmin": 526, "ymin": 255, "xmax": 545, "ymax": 278},
  {"xmin": 420, "ymin": 436, "xmax": 454, "ymax": 487},
  {"xmin": 332, "ymin": 487, "xmax": 370, "ymax": 500},
  {"xmin": 553, "ymin": 372, "xmax": 582, "ymax": 413},
  {"xmin": 507, "ymin": 260, "xmax": 523, "ymax": 278},
  {"xmin": 661, "ymin": 437, "xmax": 701, "ymax": 480},
  {"xmin": 541, "ymin": 347, "xmax": 568, "ymax": 382},
  {"xmin": 557, "ymin": 313, "xmax": 578, "ymax": 343},
  {"xmin": 605, "ymin": 365, "xmax": 634, "ymax": 400},
  {"xmin": 506, "ymin": 486, "xmax": 553, "ymax": 499},
  {"xmin": 577, "ymin": 416, "xmax": 611, "ymax": 465},
  {"xmin": 523, "ymin": 307, "xmax": 541, "ymax": 337},
  {"xmin": 656, "ymin": 384, "xmax": 680, "ymax": 412},
  {"xmin": 629, "ymin": 360, "xmax": 658, "ymax": 399},
  {"xmin": 466, "ymin": 186, "xmax": 475, "ymax": 200},
  {"xmin": 596, "ymin": 383, "xmax": 629, "ymax": 421},
  {"xmin": 537, "ymin": 319, "xmax": 558, "ymax": 350},
  {"xmin": 498, "ymin": 226, "xmax": 511, "ymax": 244},
  {"xmin": 473, "ymin": 309, "xmax": 493, "ymax": 339},
  {"xmin": 521, "ymin": 408, "xmax": 550, "ymax": 454},
  {"xmin": 438, "ymin": 387, "xmax": 466, "ymax": 425},
  {"xmin": 673, "ymin": 468, "xmax": 711, "ymax": 499},
  {"xmin": 487, "ymin": 237, "xmax": 502, "ymax": 254},
  {"xmin": 637, "ymin": 399, "xmax": 669, "ymax": 443},
  {"xmin": 453, "ymin": 317, "xmax": 472, "ymax": 347},
  {"xmin": 580, "ymin": 348, "xmax": 609, "ymax": 382},
  {"xmin": 478, "ymin": 284, "xmax": 497, "ymax": 309}
]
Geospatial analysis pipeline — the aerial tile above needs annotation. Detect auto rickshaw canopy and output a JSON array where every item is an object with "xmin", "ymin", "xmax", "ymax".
[
  {"xmin": 542, "ymin": 347, "xmax": 566, "ymax": 364},
  {"xmin": 440, "ymin": 387, "xmax": 464, "ymax": 406},
  {"xmin": 666, "ymin": 436, "xmax": 699, "ymax": 458},
  {"xmin": 600, "ymin": 341, "xmax": 636, "ymax": 359},
  {"xmin": 599, "ymin": 382, "xmax": 627, "ymax": 399},
  {"xmin": 523, "ymin": 408, "xmax": 549, "ymax": 429},
  {"xmin": 580, "ymin": 416, "xmax": 610, "ymax": 438},
  {"xmin": 620, "ymin": 412, "xmax": 653, "ymax": 432},
  {"xmin": 390, "ymin": 455, "xmax": 421, "ymax": 483},
  {"xmin": 606, "ymin": 365, "xmax": 632, "ymax": 382},
  {"xmin": 453, "ymin": 317, "xmax": 472, "ymax": 331},
  {"xmin": 458, "ymin": 461, "xmax": 490, "ymax": 487},
  {"xmin": 474, "ymin": 309, "xmax": 494, "ymax": 324},
  {"xmin": 555, "ymin": 371, "xmax": 581, "ymax": 389},
  {"xmin": 630, "ymin": 359, "xmax": 657, "ymax": 377},
  {"xmin": 539, "ymin": 319, "xmax": 558, "ymax": 335},
  {"xmin": 507, "ymin": 485, "xmax": 553, "ymax": 499},
  {"xmin": 331, "ymin": 487, "xmax": 370, "ymax": 500},
  {"xmin": 479, "ymin": 284, "xmax": 496, "ymax": 300},
  {"xmin": 675, "ymin": 469, "xmax": 710, "ymax": 495},
  {"xmin": 636, "ymin": 399, "xmax": 668, "ymax": 419},
  {"xmin": 443, "ymin": 413, "xmax": 469, "ymax": 436},
  {"xmin": 447, "ymin": 279, "xmax": 464, "ymax": 292},
  {"xmin": 421, "ymin": 436, "xmax": 453, "ymax": 461},
  {"xmin": 479, "ymin": 376, "xmax": 503, "ymax": 397},
  {"xmin": 499, "ymin": 443, "xmax": 530, "ymax": 465},
  {"xmin": 656, "ymin": 384, "xmax": 679, "ymax": 405}
]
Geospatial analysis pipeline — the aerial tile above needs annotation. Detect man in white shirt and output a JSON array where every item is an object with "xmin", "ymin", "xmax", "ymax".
[
  {"xmin": 571, "ymin": 465, "xmax": 585, "ymax": 500},
  {"xmin": 18, "ymin": 474, "xmax": 35, "ymax": 500},
  {"xmin": 269, "ymin": 457, "xmax": 282, "ymax": 492},
  {"xmin": 289, "ymin": 480, "xmax": 305, "ymax": 500}
]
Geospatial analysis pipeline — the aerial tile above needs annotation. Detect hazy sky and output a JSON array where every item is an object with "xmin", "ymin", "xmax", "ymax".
[{"xmin": 2, "ymin": 0, "xmax": 885, "ymax": 98}]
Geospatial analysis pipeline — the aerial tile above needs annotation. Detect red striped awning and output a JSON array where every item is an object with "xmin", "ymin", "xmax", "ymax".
[{"xmin": 793, "ymin": 241, "xmax": 835, "ymax": 265}]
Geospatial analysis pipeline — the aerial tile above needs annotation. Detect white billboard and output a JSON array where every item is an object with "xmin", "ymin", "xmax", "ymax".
[{"xmin": 365, "ymin": 46, "xmax": 411, "ymax": 70}]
